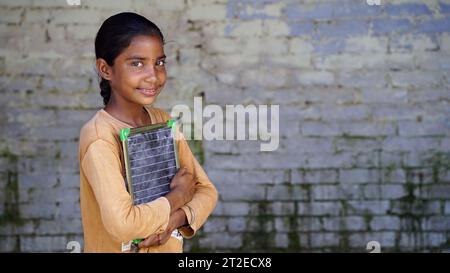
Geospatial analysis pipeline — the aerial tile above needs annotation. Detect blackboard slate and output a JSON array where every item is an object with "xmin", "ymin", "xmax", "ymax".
[{"xmin": 120, "ymin": 120, "xmax": 179, "ymax": 206}]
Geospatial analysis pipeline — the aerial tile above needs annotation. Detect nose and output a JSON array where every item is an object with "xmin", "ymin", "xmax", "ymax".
[{"xmin": 144, "ymin": 65, "xmax": 157, "ymax": 83}]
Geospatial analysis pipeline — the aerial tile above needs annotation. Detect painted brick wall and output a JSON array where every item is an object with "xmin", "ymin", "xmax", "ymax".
[{"xmin": 0, "ymin": 0, "xmax": 449, "ymax": 252}]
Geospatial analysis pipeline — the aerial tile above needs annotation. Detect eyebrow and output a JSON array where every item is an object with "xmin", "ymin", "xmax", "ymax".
[{"xmin": 125, "ymin": 54, "xmax": 166, "ymax": 61}]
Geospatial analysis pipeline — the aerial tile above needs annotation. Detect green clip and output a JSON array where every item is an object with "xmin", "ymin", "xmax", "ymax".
[
  {"xmin": 167, "ymin": 119, "xmax": 175, "ymax": 128},
  {"xmin": 120, "ymin": 128, "xmax": 130, "ymax": 141},
  {"xmin": 132, "ymin": 238, "xmax": 143, "ymax": 244}
]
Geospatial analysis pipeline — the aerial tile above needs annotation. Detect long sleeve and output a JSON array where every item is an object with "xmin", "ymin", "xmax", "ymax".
[
  {"xmin": 177, "ymin": 134, "xmax": 219, "ymax": 239},
  {"xmin": 81, "ymin": 139, "xmax": 171, "ymax": 243}
]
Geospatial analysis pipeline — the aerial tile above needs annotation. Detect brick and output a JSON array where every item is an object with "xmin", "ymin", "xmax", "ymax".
[
  {"xmin": 282, "ymin": 137, "xmax": 334, "ymax": 154},
  {"xmin": 275, "ymin": 217, "xmax": 322, "ymax": 232},
  {"xmin": 35, "ymin": 218, "xmax": 82, "ymax": 235},
  {"xmin": 199, "ymin": 233, "xmax": 242, "ymax": 249},
  {"xmin": 420, "ymin": 185, "xmax": 450, "ymax": 199},
  {"xmin": 302, "ymin": 121, "xmax": 396, "ymax": 137},
  {"xmin": 386, "ymin": 3, "xmax": 431, "ymax": 16},
  {"xmin": 206, "ymin": 38, "xmax": 239, "ymax": 54},
  {"xmin": 304, "ymin": 153, "xmax": 354, "ymax": 169},
  {"xmin": 266, "ymin": 185, "xmax": 309, "ymax": 201},
  {"xmin": 287, "ymin": 21, "xmax": 314, "ymax": 37},
  {"xmin": 213, "ymin": 201, "xmax": 250, "ymax": 216},
  {"xmin": 227, "ymin": 21, "xmax": 263, "ymax": 37},
  {"xmin": 349, "ymin": 232, "xmax": 396, "ymax": 248},
  {"xmin": 20, "ymin": 187, "xmax": 79, "ymax": 204},
  {"xmin": 318, "ymin": 19, "xmax": 369, "ymax": 38},
  {"xmin": 361, "ymin": 88, "xmax": 408, "ymax": 104},
  {"xmin": 382, "ymin": 137, "xmax": 440, "ymax": 152},
  {"xmin": 405, "ymin": 168, "xmax": 439, "ymax": 184},
  {"xmin": 185, "ymin": 4, "xmax": 226, "ymax": 20},
  {"xmin": 296, "ymin": 71, "xmax": 335, "ymax": 86},
  {"xmin": 266, "ymin": 54, "xmax": 311, "ymax": 69},
  {"xmin": 82, "ymin": 0, "xmax": 135, "ymax": 9},
  {"xmin": 441, "ymin": 2, "xmax": 450, "ymax": 13},
  {"xmin": 340, "ymin": 169, "xmax": 380, "ymax": 184},
  {"xmin": 52, "ymin": 10, "xmax": 102, "ymax": 24},
  {"xmin": 240, "ymin": 67, "xmax": 291, "ymax": 89},
  {"xmin": 284, "ymin": 3, "xmax": 333, "ymax": 20},
  {"xmin": 347, "ymin": 200, "xmax": 390, "ymax": 215},
  {"xmin": 416, "ymin": 17, "xmax": 450, "ymax": 34},
  {"xmin": 246, "ymin": 217, "xmax": 274, "ymax": 232},
  {"xmin": 20, "ymin": 236, "xmax": 69, "ymax": 252},
  {"xmin": 202, "ymin": 217, "xmax": 227, "ymax": 232},
  {"xmin": 18, "ymin": 174, "xmax": 59, "ymax": 190},
  {"xmin": 0, "ymin": 8, "xmax": 23, "ymax": 24},
  {"xmin": 298, "ymin": 201, "xmax": 342, "ymax": 216},
  {"xmin": 389, "ymin": 200, "xmax": 441, "ymax": 215},
  {"xmin": 289, "ymin": 38, "xmax": 314, "ymax": 54},
  {"xmin": 446, "ymin": 201, "xmax": 450, "ymax": 214},
  {"xmin": 207, "ymin": 153, "xmax": 304, "ymax": 169},
  {"xmin": 363, "ymin": 184, "xmax": 407, "ymax": 199},
  {"xmin": 422, "ymin": 216, "xmax": 450, "ymax": 231},
  {"xmin": 312, "ymin": 185, "xmax": 363, "ymax": 200},
  {"xmin": 263, "ymin": 20, "xmax": 290, "ymax": 36},
  {"xmin": 333, "ymin": 2, "xmax": 382, "ymax": 18},
  {"xmin": 398, "ymin": 120, "xmax": 448, "ymax": 136},
  {"xmin": 227, "ymin": 217, "xmax": 246, "ymax": 232},
  {"xmin": 0, "ymin": 236, "xmax": 19, "ymax": 252},
  {"xmin": 390, "ymin": 71, "xmax": 443, "ymax": 88},
  {"xmin": 0, "ymin": 0, "xmax": 32, "ymax": 7},
  {"xmin": 390, "ymin": 34, "xmax": 438, "ymax": 53},
  {"xmin": 370, "ymin": 216, "xmax": 401, "ymax": 231},
  {"xmin": 382, "ymin": 168, "xmax": 406, "ymax": 183},
  {"xmin": 323, "ymin": 216, "xmax": 367, "ymax": 231},
  {"xmin": 274, "ymin": 233, "xmax": 289, "ymax": 248},
  {"xmin": 400, "ymin": 232, "xmax": 448, "ymax": 249},
  {"xmin": 292, "ymin": 169, "xmax": 339, "ymax": 184},
  {"xmin": 312, "ymin": 185, "xmax": 342, "ymax": 200},
  {"xmin": 335, "ymin": 138, "xmax": 381, "ymax": 153},
  {"xmin": 20, "ymin": 202, "xmax": 57, "ymax": 219},
  {"xmin": 372, "ymin": 18, "xmax": 413, "ymax": 35},
  {"xmin": 269, "ymin": 202, "xmax": 296, "ymax": 215},
  {"xmin": 310, "ymin": 232, "xmax": 340, "ymax": 248},
  {"xmin": 226, "ymin": 0, "xmax": 281, "ymax": 20},
  {"xmin": 372, "ymin": 105, "xmax": 425, "ymax": 121}
]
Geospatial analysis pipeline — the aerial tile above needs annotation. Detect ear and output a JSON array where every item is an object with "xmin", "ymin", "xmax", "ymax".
[{"xmin": 96, "ymin": 58, "xmax": 113, "ymax": 81}]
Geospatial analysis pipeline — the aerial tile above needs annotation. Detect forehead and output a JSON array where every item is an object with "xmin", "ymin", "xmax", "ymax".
[{"xmin": 119, "ymin": 35, "xmax": 165, "ymax": 59}]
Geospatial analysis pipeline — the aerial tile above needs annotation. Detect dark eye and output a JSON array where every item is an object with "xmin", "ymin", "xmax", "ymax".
[
  {"xmin": 131, "ymin": 61, "xmax": 144, "ymax": 68},
  {"xmin": 156, "ymin": 59, "xmax": 166, "ymax": 66}
]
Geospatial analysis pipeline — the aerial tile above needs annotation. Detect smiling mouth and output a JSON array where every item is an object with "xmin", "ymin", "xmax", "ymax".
[{"xmin": 136, "ymin": 88, "xmax": 158, "ymax": 97}]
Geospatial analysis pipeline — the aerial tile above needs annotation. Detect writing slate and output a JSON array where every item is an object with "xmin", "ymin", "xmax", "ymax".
[{"xmin": 120, "ymin": 120, "xmax": 179, "ymax": 205}]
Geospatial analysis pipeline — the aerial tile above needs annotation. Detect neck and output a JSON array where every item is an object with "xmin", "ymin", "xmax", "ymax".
[{"xmin": 104, "ymin": 95, "xmax": 150, "ymax": 128}]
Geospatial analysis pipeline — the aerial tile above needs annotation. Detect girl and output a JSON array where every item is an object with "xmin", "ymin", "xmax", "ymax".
[{"xmin": 78, "ymin": 12, "xmax": 218, "ymax": 253}]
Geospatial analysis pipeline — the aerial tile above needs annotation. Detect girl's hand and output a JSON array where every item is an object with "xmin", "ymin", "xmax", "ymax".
[
  {"xmin": 138, "ymin": 209, "xmax": 188, "ymax": 248},
  {"xmin": 165, "ymin": 168, "xmax": 196, "ymax": 213}
]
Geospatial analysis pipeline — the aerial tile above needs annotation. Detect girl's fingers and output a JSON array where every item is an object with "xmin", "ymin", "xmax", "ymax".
[
  {"xmin": 177, "ymin": 167, "xmax": 187, "ymax": 176},
  {"xmin": 138, "ymin": 235, "xmax": 157, "ymax": 248}
]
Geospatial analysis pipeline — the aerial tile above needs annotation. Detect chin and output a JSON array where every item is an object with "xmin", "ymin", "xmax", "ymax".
[{"xmin": 140, "ymin": 96, "xmax": 158, "ymax": 106}]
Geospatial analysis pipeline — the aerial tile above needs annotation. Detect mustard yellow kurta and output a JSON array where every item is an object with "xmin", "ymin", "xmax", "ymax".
[{"xmin": 78, "ymin": 106, "xmax": 218, "ymax": 253}]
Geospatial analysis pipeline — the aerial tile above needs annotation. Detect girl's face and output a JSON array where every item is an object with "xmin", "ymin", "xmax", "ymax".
[{"xmin": 106, "ymin": 35, "xmax": 167, "ymax": 106}]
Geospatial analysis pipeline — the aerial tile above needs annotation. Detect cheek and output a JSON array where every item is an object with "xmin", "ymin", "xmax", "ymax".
[
  {"xmin": 157, "ymin": 69, "xmax": 167, "ymax": 84},
  {"xmin": 121, "ymin": 69, "xmax": 143, "ymax": 87}
]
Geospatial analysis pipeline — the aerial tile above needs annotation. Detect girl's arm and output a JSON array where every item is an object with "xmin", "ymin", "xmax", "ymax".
[
  {"xmin": 81, "ymin": 139, "xmax": 171, "ymax": 243},
  {"xmin": 177, "ymin": 134, "xmax": 219, "ymax": 239}
]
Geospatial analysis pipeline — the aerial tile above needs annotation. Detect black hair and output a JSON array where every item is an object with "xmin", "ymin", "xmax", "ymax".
[{"xmin": 95, "ymin": 12, "xmax": 165, "ymax": 105}]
